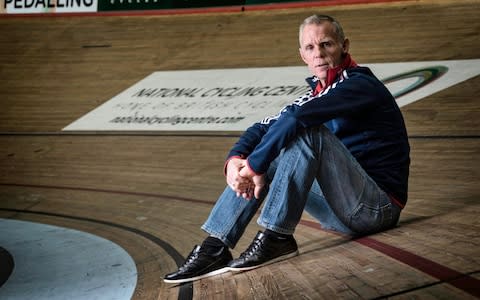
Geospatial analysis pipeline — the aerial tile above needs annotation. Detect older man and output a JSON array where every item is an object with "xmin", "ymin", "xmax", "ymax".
[{"xmin": 164, "ymin": 14, "xmax": 410, "ymax": 284}]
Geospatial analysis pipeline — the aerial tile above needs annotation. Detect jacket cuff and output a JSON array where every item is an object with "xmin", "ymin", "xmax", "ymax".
[{"xmin": 245, "ymin": 158, "xmax": 263, "ymax": 176}]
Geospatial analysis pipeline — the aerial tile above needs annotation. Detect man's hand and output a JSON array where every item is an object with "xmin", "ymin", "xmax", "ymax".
[
  {"xmin": 225, "ymin": 157, "xmax": 254, "ymax": 198},
  {"xmin": 239, "ymin": 165, "xmax": 266, "ymax": 200}
]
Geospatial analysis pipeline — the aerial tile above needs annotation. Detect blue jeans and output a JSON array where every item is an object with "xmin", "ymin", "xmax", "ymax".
[{"xmin": 202, "ymin": 126, "xmax": 401, "ymax": 249}]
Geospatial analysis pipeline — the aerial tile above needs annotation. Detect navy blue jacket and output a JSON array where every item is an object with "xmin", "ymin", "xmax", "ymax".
[{"xmin": 227, "ymin": 67, "xmax": 410, "ymax": 206}]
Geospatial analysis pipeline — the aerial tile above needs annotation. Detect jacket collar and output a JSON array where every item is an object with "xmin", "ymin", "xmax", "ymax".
[{"xmin": 306, "ymin": 53, "xmax": 358, "ymax": 95}]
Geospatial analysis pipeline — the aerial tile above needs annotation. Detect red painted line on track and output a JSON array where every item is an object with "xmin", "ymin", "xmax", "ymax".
[
  {"xmin": 2, "ymin": 182, "xmax": 478, "ymax": 297},
  {"xmin": 356, "ymin": 236, "xmax": 480, "ymax": 297},
  {"xmin": 300, "ymin": 219, "xmax": 480, "ymax": 298},
  {"xmin": 0, "ymin": 0, "xmax": 413, "ymax": 18}
]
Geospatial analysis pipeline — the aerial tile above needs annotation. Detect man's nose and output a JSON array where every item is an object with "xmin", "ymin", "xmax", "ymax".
[{"xmin": 314, "ymin": 46, "xmax": 325, "ymax": 58}]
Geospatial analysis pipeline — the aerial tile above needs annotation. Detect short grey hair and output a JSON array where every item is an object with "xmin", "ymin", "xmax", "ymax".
[{"xmin": 299, "ymin": 14, "xmax": 345, "ymax": 46}]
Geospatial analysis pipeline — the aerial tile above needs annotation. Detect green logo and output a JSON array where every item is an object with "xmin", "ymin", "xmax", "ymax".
[{"xmin": 382, "ymin": 66, "xmax": 448, "ymax": 98}]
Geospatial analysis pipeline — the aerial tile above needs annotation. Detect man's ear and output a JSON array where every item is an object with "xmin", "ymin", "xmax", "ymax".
[{"xmin": 342, "ymin": 38, "xmax": 350, "ymax": 54}]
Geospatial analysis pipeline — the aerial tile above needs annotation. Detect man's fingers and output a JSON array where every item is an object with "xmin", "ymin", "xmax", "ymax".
[{"xmin": 242, "ymin": 188, "xmax": 254, "ymax": 200}]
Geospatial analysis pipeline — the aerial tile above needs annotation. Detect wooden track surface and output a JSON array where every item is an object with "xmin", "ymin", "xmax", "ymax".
[{"xmin": 1, "ymin": 0, "xmax": 479, "ymax": 299}]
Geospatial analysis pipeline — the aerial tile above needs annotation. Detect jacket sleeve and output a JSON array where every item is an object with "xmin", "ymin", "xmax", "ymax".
[
  {"xmin": 227, "ymin": 121, "xmax": 272, "ymax": 160},
  {"xmin": 246, "ymin": 70, "xmax": 386, "ymax": 174}
]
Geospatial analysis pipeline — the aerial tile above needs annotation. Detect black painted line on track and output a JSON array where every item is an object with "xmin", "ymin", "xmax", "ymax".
[
  {"xmin": 0, "ymin": 183, "xmax": 214, "ymax": 206},
  {"xmin": 0, "ymin": 132, "xmax": 243, "ymax": 138},
  {"xmin": 0, "ymin": 246, "xmax": 14, "ymax": 288},
  {"xmin": 408, "ymin": 135, "xmax": 480, "ymax": 139},
  {"xmin": 0, "ymin": 208, "xmax": 193, "ymax": 300},
  {"xmin": 0, "ymin": 132, "xmax": 479, "ymax": 139},
  {"xmin": 3, "ymin": 183, "xmax": 480, "ymax": 297},
  {"xmin": 82, "ymin": 44, "xmax": 112, "ymax": 48}
]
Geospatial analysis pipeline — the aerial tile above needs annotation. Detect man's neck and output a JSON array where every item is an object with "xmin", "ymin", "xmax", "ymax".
[{"xmin": 318, "ymin": 53, "xmax": 357, "ymax": 89}]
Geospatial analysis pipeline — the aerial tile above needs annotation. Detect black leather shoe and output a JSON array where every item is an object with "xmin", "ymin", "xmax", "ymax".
[
  {"xmin": 228, "ymin": 231, "xmax": 298, "ymax": 272},
  {"xmin": 163, "ymin": 245, "xmax": 232, "ymax": 283}
]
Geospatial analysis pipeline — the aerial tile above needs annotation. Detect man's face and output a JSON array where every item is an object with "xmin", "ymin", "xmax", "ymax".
[{"xmin": 299, "ymin": 22, "xmax": 349, "ymax": 83}]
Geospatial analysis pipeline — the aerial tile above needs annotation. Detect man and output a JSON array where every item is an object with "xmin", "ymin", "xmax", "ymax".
[{"xmin": 164, "ymin": 14, "xmax": 410, "ymax": 284}]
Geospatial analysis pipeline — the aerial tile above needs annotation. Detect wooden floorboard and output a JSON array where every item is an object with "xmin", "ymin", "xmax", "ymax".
[{"xmin": 0, "ymin": 0, "xmax": 479, "ymax": 299}]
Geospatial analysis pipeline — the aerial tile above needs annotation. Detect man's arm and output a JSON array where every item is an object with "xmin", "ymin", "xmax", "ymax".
[
  {"xmin": 226, "ymin": 122, "xmax": 271, "ymax": 160},
  {"xmin": 246, "ymin": 70, "xmax": 384, "ymax": 175},
  {"xmin": 224, "ymin": 121, "xmax": 271, "ymax": 199}
]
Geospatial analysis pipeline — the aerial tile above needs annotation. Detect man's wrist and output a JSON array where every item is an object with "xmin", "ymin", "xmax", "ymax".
[
  {"xmin": 245, "ymin": 158, "xmax": 263, "ymax": 177},
  {"xmin": 224, "ymin": 155, "xmax": 244, "ymax": 176}
]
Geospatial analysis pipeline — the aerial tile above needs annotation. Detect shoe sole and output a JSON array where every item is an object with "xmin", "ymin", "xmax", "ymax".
[
  {"xmin": 163, "ymin": 266, "xmax": 230, "ymax": 284},
  {"xmin": 228, "ymin": 250, "xmax": 299, "ymax": 272}
]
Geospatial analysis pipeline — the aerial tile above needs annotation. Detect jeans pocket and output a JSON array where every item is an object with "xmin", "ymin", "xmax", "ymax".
[{"xmin": 349, "ymin": 202, "xmax": 393, "ymax": 235}]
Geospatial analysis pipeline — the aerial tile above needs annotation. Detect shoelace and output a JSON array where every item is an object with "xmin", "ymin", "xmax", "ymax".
[
  {"xmin": 180, "ymin": 250, "xmax": 199, "ymax": 269},
  {"xmin": 241, "ymin": 237, "xmax": 263, "ymax": 258}
]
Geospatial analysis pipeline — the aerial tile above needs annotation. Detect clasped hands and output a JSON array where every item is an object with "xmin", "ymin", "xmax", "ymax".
[{"xmin": 226, "ymin": 157, "xmax": 266, "ymax": 200}]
